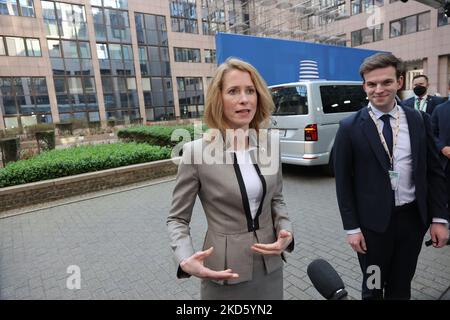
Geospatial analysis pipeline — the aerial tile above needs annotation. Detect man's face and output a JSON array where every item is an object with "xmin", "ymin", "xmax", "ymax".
[
  {"xmin": 363, "ymin": 66, "xmax": 403, "ymax": 111},
  {"xmin": 412, "ymin": 76, "xmax": 429, "ymax": 90}
]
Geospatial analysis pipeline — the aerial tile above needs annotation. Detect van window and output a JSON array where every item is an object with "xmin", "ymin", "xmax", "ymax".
[
  {"xmin": 320, "ymin": 85, "xmax": 368, "ymax": 114},
  {"xmin": 271, "ymin": 85, "xmax": 308, "ymax": 115}
]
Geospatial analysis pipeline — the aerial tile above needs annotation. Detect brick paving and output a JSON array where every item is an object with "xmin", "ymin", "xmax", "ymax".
[{"xmin": 0, "ymin": 165, "xmax": 449, "ymax": 300}]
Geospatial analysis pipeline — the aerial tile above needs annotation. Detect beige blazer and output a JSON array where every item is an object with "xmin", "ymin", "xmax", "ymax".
[{"xmin": 167, "ymin": 132, "xmax": 294, "ymax": 285}]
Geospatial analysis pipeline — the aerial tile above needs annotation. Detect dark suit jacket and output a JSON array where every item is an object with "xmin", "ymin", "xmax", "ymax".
[
  {"xmin": 402, "ymin": 95, "xmax": 447, "ymax": 115},
  {"xmin": 431, "ymin": 100, "xmax": 450, "ymax": 170},
  {"xmin": 334, "ymin": 105, "xmax": 448, "ymax": 233}
]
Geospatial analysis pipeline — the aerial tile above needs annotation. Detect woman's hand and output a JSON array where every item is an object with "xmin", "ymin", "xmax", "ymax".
[
  {"xmin": 180, "ymin": 247, "xmax": 240, "ymax": 280},
  {"xmin": 251, "ymin": 230, "xmax": 293, "ymax": 255}
]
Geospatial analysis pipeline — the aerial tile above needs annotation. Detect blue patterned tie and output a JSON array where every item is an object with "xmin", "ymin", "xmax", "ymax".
[{"xmin": 380, "ymin": 114, "xmax": 393, "ymax": 156}]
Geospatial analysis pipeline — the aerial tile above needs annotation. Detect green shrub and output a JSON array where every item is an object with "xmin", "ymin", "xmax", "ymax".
[
  {"xmin": 117, "ymin": 125, "xmax": 206, "ymax": 147},
  {"xmin": 0, "ymin": 142, "xmax": 171, "ymax": 188}
]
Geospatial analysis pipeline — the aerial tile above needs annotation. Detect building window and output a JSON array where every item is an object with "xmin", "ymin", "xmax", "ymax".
[
  {"xmin": 204, "ymin": 49, "xmax": 215, "ymax": 63},
  {"xmin": 135, "ymin": 12, "xmax": 173, "ymax": 122},
  {"xmin": 92, "ymin": 1, "xmax": 139, "ymax": 122},
  {"xmin": 0, "ymin": 77, "xmax": 52, "ymax": 128},
  {"xmin": 170, "ymin": 0, "xmax": 198, "ymax": 34},
  {"xmin": 0, "ymin": 36, "xmax": 5, "ymax": 55},
  {"xmin": 174, "ymin": 47, "xmax": 201, "ymax": 62},
  {"xmin": 0, "ymin": 0, "xmax": 35, "ymax": 17},
  {"xmin": 90, "ymin": 0, "xmax": 127, "ymax": 9},
  {"xmin": 42, "ymin": 1, "xmax": 88, "ymax": 40},
  {"xmin": 438, "ymin": 7, "xmax": 450, "ymax": 27},
  {"xmin": 43, "ymin": 1, "xmax": 99, "ymax": 123},
  {"xmin": 351, "ymin": 0, "xmax": 383, "ymax": 15},
  {"xmin": 0, "ymin": 36, "xmax": 41, "ymax": 57},
  {"xmin": 177, "ymin": 77, "xmax": 204, "ymax": 119},
  {"xmin": 91, "ymin": 5, "xmax": 131, "ymax": 43},
  {"xmin": 390, "ymin": 11, "xmax": 430, "ymax": 38},
  {"xmin": 201, "ymin": 0, "xmax": 225, "ymax": 35},
  {"xmin": 351, "ymin": 24, "xmax": 383, "ymax": 47}
]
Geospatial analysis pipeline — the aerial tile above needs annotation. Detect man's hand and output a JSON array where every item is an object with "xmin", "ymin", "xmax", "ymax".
[
  {"xmin": 430, "ymin": 223, "xmax": 450, "ymax": 248},
  {"xmin": 251, "ymin": 230, "xmax": 293, "ymax": 255},
  {"xmin": 441, "ymin": 146, "xmax": 450, "ymax": 159},
  {"xmin": 347, "ymin": 232, "xmax": 367, "ymax": 254},
  {"xmin": 180, "ymin": 247, "xmax": 239, "ymax": 280}
]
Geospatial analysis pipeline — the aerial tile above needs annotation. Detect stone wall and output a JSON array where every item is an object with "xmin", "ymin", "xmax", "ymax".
[{"xmin": 0, "ymin": 158, "xmax": 179, "ymax": 213}]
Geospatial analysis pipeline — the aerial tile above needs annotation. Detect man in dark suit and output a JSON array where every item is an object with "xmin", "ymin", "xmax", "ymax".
[
  {"xmin": 334, "ymin": 53, "xmax": 449, "ymax": 300},
  {"xmin": 431, "ymin": 79, "xmax": 450, "ymax": 219},
  {"xmin": 402, "ymin": 74, "xmax": 446, "ymax": 115}
]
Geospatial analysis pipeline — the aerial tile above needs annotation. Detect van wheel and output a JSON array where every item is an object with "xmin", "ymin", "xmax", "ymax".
[{"xmin": 323, "ymin": 152, "xmax": 335, "ymax": 177}]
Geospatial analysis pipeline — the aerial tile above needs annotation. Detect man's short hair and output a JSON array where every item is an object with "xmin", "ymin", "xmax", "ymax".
[
  {"xmin": 359, "ymin": 53, "xmax": 404, "ymax": 82},
  {"xmin": 412, "ymin": 74, "xmax": 429, "ymax": 83}
]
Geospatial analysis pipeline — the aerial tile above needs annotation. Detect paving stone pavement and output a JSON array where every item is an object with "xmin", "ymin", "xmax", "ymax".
[{"xmin": 0, "ymin": 165, "xmax": 449, "ymax": 300}]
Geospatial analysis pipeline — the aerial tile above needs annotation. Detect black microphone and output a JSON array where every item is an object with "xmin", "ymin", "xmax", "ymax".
[{"xmin": 307, "ymin": 259, "xmax": 348, "ymax": 300}]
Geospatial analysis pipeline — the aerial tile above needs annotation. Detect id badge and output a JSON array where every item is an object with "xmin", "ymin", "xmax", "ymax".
[{"xmin": 389, "ymin": 170, "xmax": 400, "ymax": 191}]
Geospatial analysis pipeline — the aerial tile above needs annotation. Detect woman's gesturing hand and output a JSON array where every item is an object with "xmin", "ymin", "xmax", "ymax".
[
  {"xmin": 251, "ymin": 230, "xmax": 293, "ymax": 255},
  {"xmin": 180, "ymin": 247, "xmax": 240, "ymax": 280}
]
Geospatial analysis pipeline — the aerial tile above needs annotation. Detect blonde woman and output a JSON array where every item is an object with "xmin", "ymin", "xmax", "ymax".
[{"xmin": 167, "ymin": 58, "xmax": 294, "ymax": 300}]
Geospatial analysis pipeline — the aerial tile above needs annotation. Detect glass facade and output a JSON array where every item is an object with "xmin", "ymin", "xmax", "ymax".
[
  {"xmin": 0, "ymin": 0, "xmax": 35, "ymax": 17},
  {"xmin": 390, "ymin": 11, "xmax": 430, "ymax": 38},
  {"xmin": 201, "ymin": 0, "xmax": 225, "ymax": 35},
  {"xmin": 135, "ymin": 12, "xmax": 174, "ymax": 121},
  {"xmin": 351, "ymin": 0, "xmax": 384, "ymax": 15},
  {"xmin": 170, "ymin": 0, "xmax": 198, "ymax": 34},
  {"xmin": 43, "ymin": 0, "xmax": 99, "ymax": 123},
  {"xmin": 174, "ymin": 47, "xmax": 201, "ymax": 62},
  {"xmin": 177, "ymin": 77, "xmax": 204, "ymax": 119},
  {"xmin": 438, "ymin": 7, "xmax": 450, "ymax": 27},
  {"xmin": 92, "ymin": 0, "xmax": 139, "ymax": 122},
  {"xmin": 1, "ymin": 36, "xmax": 41, "ymax": 56},
  {"xmin": 351, "ymin": 24, "xmax": 383, "ymax": 47},
  {"xmin": 2, "ymin": 0, "xmax": 446, "ymax": 130},
  {"xmin": 0, "ymin": 77, "xmax": 51, "ymax": 128},
  {"xmin": 204, "ymin": 49, "xmax": 215, "ymax": 63}
]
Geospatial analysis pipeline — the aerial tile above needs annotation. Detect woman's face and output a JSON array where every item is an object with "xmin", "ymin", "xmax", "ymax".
[{"xmin": 221, "ymin": 69, "xmax": 257, "ymax": 130}]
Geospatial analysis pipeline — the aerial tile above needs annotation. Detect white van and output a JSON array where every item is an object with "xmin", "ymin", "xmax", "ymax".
[{"xmin": 269, "ymin": 80, "xmax": 368, "ymax": 175}]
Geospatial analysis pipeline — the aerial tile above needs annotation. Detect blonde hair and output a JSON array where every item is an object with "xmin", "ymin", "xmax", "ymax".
[{"xmin": 204, "ymin": 57, "xmax": 274, "ymax": 132}]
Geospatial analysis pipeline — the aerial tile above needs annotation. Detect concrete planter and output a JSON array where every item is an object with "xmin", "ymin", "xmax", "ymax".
[{"xmin": 0, "ymin": 158, "xmax": 179, "ymax": 213}]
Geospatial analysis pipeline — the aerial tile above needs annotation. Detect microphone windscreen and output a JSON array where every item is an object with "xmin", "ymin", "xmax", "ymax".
[{"xmin": 307, "ymin": 259, "xmax": 345, "ymax": 299}]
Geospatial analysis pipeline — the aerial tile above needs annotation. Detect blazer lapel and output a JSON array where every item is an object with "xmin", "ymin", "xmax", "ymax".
[
  {"xmin": 403, "ymin": 106, "xmax": 420, "ymax": 172},
  {"xmin": 360, "ymin": 108, "xmax": 390, "ymax": 171},
  {"xmin": 426, "ymin": 96, "xmax": 432, "ymax": 114}
]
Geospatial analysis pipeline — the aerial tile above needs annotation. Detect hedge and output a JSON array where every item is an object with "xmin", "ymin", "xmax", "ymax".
[
  {"xmin": 117, "ymin": 125, "xmax": 207, "ymax": 147},
  {"xmin": 0, "ymin": 142, "xmax": 171, "ymax": 188}
]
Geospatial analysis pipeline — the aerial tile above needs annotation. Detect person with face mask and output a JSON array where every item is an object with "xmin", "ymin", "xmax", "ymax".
[{"xmin": 402, "ymin": 74, "xmax": 446, "ymax": 115}]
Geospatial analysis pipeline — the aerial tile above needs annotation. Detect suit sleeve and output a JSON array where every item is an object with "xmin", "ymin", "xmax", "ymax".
[
  {"xmin": 334, "ymin": 121, "xmax": 360, "ymax": 230},
  {"xmin": 271, "ymin": 156, "xmax": 294, "ymax": 252},
  {"xmin": 422, "ymin": 112, "xmax": 449, "ymax": 221},
  {"xmin": 431, "ymin": 107, "xmax": 446, "ymax": 152},
  {"xmin": 167, "ymin": 143, "xmax": 200, "ymax": 278}
]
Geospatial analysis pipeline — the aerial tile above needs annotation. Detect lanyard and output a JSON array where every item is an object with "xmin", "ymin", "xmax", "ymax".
[
  {"xmin": 368, "ymin": 107, "xmax": 401, "ymax": 169},
  {"xmin": 416, "ymin": 98, "xmax": 427, "ymax": 111}
]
